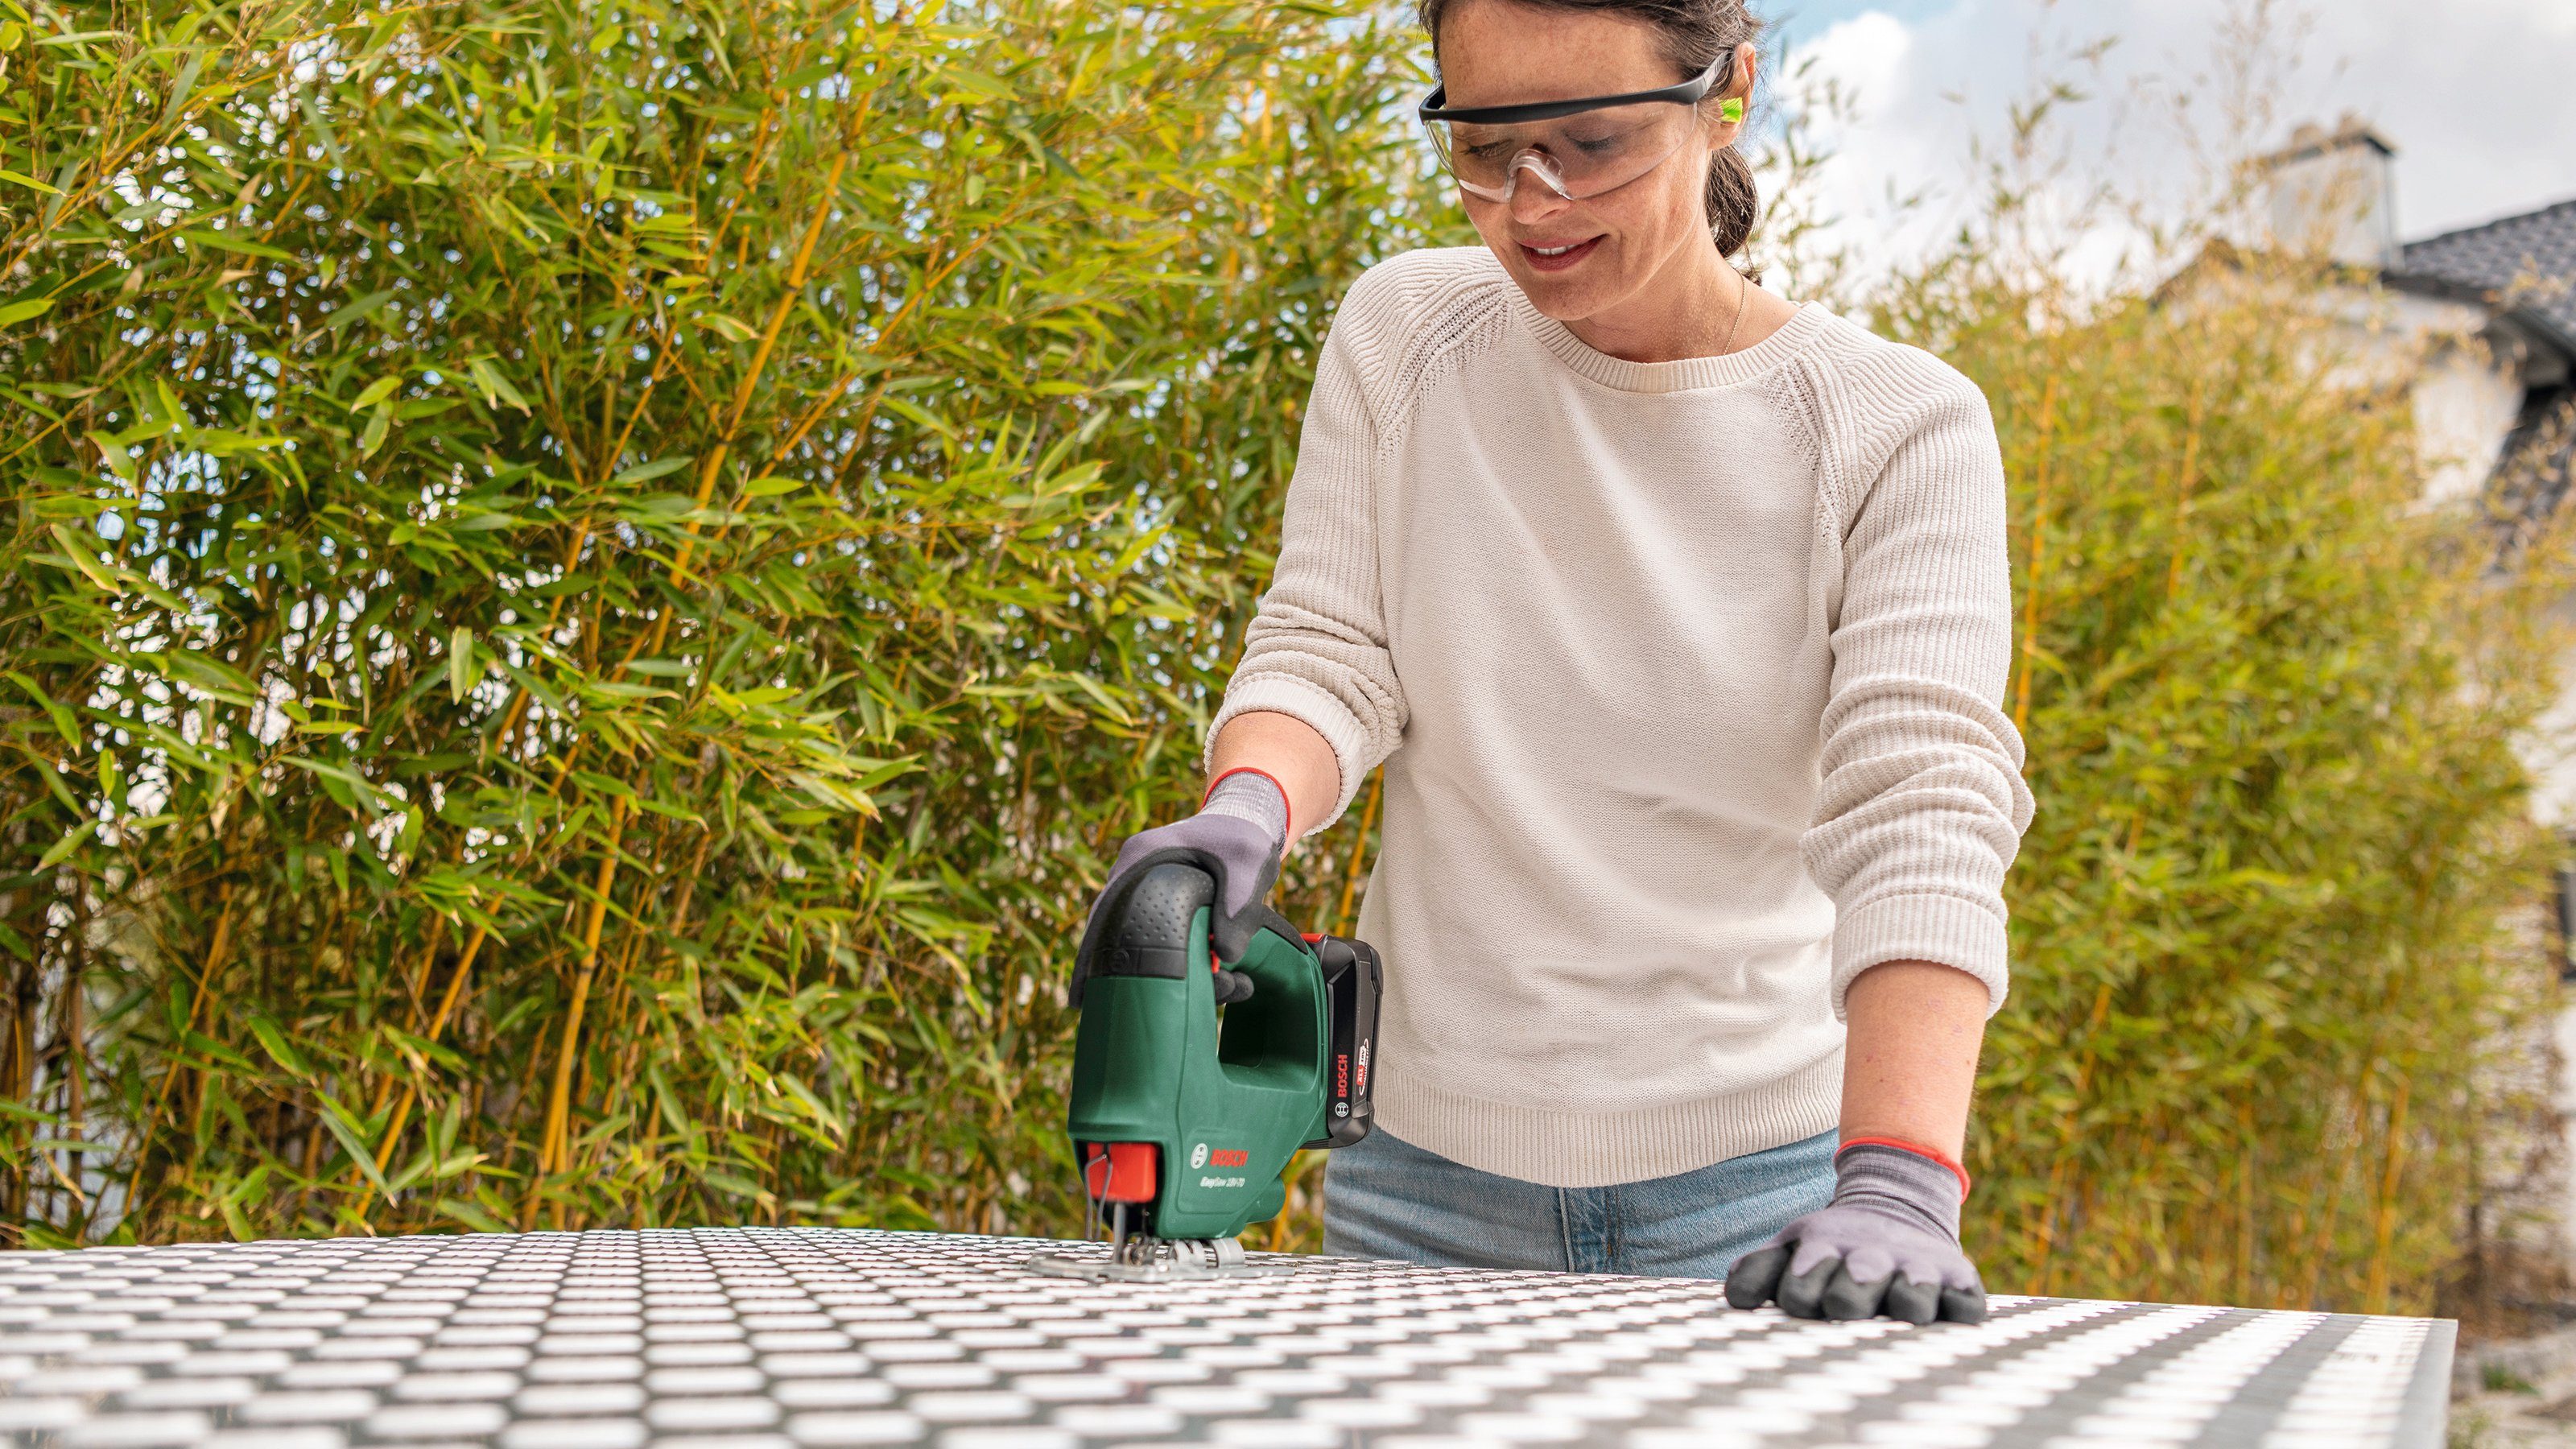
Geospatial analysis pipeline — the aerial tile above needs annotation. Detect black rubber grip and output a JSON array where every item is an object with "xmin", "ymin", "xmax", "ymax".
[{"xmin": 1072, "ymin": 862, "xmax": 1213, "ymax": 1002}]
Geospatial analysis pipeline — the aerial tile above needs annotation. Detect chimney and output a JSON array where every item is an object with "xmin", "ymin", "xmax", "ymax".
[{"xmin": 2258, "ymin": 113, "xmax": 2401, "ymax": 268}]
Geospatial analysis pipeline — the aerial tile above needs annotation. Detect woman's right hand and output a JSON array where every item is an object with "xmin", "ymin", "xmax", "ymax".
[{"xmin": 1076, "ymin": 770, "xmax": 1292, "ymax": 982}]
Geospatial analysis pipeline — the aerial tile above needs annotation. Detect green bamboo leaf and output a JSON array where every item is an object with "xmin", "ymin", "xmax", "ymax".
[
  {"xmin": 47, "ymin": 522, "xmax": 123, "ymax": 592},
  {"xmin": 612, "ymin": 456, "xmax": 695, "ymax": 486},
  {"xmin": 323, "ymin": 288, "xmax": 398, "ymax": 330},
  {"xmin": 315, "ymin": 1096, "xmax": 397, "ymax": 1200},
  {"xmin": 938, "ymin": 68, "xmax": 1016, "ymax": 101},
  {"xmin": 296, "ymin": 91, "xmax": 347, "ymax": 168},
  {"xmin": 350, "ymin": 374, "xmax": 403, "ymax": 411},
  {"xmin": 86, "ymin": 432, "xmax": 133, "ymax": 481},
  {"xmin": 449, "ymin": 627, "xmax": 476, "ymax": 701},
  {"xmin": 35, "ymin": 819, "xmax": 99, "ymax": 869},
  {"xmin": 876, "ymin": 395, "xmax": 956, "ymax": 437},
  {"xmin": 465, "ymin": 357, "xmax": 530, "ymax": 413},
  {"xmin": 246, "ymin": 1016, "xmax": 311, "ymax": 1079},
  {"xmin": 159, "ymin": 649, "xmax": 258, "ymax": 700},
  {"xmin": 279, "ymin": 755, "xmax": 386, "ymax": 815},
  {"xmin": 570, "ymin": 769, "xmax": 637, "ymax": 799},
  {"xmin": 436, "ymin": 1198, "xmax": 512, "ymax": 1233},
  {"xmin": 183, "ymin": 229, "xmax": 292, "ymax": 262},
  {"xmin": 702, "ymin": 1170, "xmax": 773, "ymax": 1202},
  {"xmin": 7, "ymin": 671, "xmax": 82, "ymax": 748},
  {"xmin": 158, "ymin": 50, "xmax": 204, "ymax": 130}
]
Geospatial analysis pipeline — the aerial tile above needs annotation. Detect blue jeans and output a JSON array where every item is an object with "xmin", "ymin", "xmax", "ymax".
[{"xmin": 1322, "ymin": 1125, "xmax": 1835, "ymax": 1278}]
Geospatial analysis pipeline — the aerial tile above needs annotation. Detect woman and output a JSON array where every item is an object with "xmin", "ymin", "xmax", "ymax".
[{"xmin": 1088, "ymin": 0, "xmax": 2031, "ymax": 1325}]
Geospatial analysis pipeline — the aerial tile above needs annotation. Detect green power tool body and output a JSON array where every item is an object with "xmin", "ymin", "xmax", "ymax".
[{"xmin": 1031, "ymin": 858, "xmax": 1382, "ymax": 1281}]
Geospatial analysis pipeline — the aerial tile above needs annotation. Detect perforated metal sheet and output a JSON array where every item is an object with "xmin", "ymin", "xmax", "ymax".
[{"xmin": 0, "ymin": 1226, "xmax": 2451, "ymax": 1447}]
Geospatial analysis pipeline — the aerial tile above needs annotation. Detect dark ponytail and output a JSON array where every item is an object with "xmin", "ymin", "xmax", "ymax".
[
  {"xmin": 1703, "ymin": 140, "xmax": 1759, "ymax": 258},
  {"xmin": 1416, "ymin": 0, "xmax": 1765, "ymax": 258}
]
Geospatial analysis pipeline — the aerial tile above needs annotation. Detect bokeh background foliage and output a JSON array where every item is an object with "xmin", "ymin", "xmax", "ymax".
[
  {"xmin": 1889, "ymin": 258, "xmax": 2565, "ymax": 1315},
  {"xmin": 2, "ymin": 0, "xmax": 2561, "ymax": 1316},
  {"xmin": 2, "ymin": 0, "xmax": 1455, "ymax": 1243}
]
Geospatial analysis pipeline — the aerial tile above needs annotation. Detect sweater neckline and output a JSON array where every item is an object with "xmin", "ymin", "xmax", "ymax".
[{"xmin": 1508, "ymin": 287, "xmax": 1828, "ymax": 394}]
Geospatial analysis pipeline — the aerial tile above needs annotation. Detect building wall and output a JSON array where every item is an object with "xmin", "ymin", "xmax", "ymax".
[
  {"xmin": 2298, "ymin": 287, "xmax": 2528, "ymax": 506},
  {"xmin": 2415, "ymin": 343, "xmax": 2535, "ymax": 506},
  {"xmin": 2264, "ymin": 141, "xmax": 2400, "ymax": 270}
]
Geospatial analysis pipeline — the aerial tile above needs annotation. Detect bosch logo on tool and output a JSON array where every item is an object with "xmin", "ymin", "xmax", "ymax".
[{"xmin": 1189, "ymin": 1143, "xmax": 1209, "ymax": 1169}]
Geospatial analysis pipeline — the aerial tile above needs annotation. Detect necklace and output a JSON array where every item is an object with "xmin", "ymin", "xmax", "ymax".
[{"xmin": 1719, "ymin": 267, "xmax": 1749, "ymax": 355}]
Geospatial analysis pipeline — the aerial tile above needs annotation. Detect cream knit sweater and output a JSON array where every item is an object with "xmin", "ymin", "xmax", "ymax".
[{"xmin": 1208, "ymin": 247, "xmax": 2035, "ymax": 1189}]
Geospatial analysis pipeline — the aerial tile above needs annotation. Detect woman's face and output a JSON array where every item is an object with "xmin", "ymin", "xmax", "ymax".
[{"xmin": 1435, "ymin": 0, "xmax": 1739, "ymax": 324}]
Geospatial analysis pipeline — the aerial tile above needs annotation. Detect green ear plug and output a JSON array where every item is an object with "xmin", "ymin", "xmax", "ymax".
[{"xmin": 1720, "ymin": 97, "xmax": 1744, "ymax": 124}]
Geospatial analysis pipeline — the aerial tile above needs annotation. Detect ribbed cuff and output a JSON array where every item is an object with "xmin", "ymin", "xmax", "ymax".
[
  {"xmin": 1835, "ymin": 1141, "xmax": 1965, "ymax": 1235},
  {"xmin": 1205, "ymin": 674, "xmax": 1376, "ymax": 832},
  {"xmin": 1830, "ymin": 892, "xmax": 2009, "ymax": 1020},
  {"xmin": 1839, "ymin": 1135, "xmax": 1971, "ymax": 1203},
  {"xmin": 1200, "ymin": 769, "xmax": 1290, "ymax": 856}
]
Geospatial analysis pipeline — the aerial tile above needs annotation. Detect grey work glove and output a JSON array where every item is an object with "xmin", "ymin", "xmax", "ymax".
[
  {"xmin": 1724, "ymin": 1141, "xmax": 1986, "ymax": 1325},
  {"xmin": 1077, "ymin": 770, "xmax": 1290, "ymax": 1004}
]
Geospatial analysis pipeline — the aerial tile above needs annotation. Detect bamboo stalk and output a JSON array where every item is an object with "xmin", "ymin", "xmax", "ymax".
[
  {"xmin": 2298, "ymin": 1085, "xmax": 2376, "ymax": 1307},
  {"xmin": 2030, "ymin": 978, "xmax": 2115, "ymax": 1292},
  {"xmin": 1332, "ymin": 770, "xmax": 1383, "ymax": 938},
  {"xmin": 58, "ymin": 919, "xmax": 84, "ymax": 1232},
  {"xmin": 663, "ymin": 150, "xmax": 856, "ymax": 601},
  {"xmin": 2013, "ymin": 375, "xmax": 2058, "ymax": 733},
  {"xmin": 3, "ymin": 948, "xmax": 30, "ymax": 1224},
  {"xmin": 2165, "ymin": 391, "xmax": 2205, "ymax": 601},
  {"xmin": 2363, "ymin": 1073, "xmax": 2412, "ymax": 1312},
  {"xmin": 572, "ymin": 927, "xmax": 650, "ymax": 1160},
  {"xmin": 351, "ymin": 923, "xmax": 493, "ymax": 1219},
  {"xmin": 124, "ymin": 889, "xmax": 235, "ymax": 1220},
  {"xmin": 510, "ymin": 1014, "xmax": 555, "ymax": 1230},
  {"xmin": 354, "ymin": 915, "xmax": 452, "ymax": 1158},
  {"xmin": 538, "ymin": 797, "xmax": 631, "ymax": 1180},
  {"xmin": 486, "ymin": 524, "xmax": 597, "ymax": 761},
  {"xmin": 2235, "ymin": 1094, "xmax": 2258, "ymax": 1306}
]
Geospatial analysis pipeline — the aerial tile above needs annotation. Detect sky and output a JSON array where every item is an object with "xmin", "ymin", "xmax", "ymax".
[{"xmin": 1760, "ymin": 0, "xmax": 2576, "ymax": 283}]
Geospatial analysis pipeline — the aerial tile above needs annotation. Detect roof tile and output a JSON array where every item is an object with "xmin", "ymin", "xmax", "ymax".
[{"xmin": 2392, "ymin": 198, "xmax": 2576, "ymax": 349}]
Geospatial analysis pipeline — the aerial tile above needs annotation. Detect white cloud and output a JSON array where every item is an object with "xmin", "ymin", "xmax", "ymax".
[
  {"xmin": 1780, "ymin": 14, "xmax": 1937, "ymax": 247},
  {"xmin": 1769, "ymin": 0, "xmax": 2576, "ymax": 290}
]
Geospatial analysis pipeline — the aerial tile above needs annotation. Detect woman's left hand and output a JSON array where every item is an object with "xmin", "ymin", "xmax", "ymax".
[{"xmin": 1722, "ymin": 1140, "xmax": 1987, "ymax": 1324}]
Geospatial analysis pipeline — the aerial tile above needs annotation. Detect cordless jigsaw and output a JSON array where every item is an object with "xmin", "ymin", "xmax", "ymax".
[{"xmin": 1030, "ymin": 860, "xmax": 1382, "ymax": 1282}]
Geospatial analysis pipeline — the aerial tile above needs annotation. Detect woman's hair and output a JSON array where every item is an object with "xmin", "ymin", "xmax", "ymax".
[{"xmin": 1415, "ymin": 0, "xmax": 1764, "ymax": 258}]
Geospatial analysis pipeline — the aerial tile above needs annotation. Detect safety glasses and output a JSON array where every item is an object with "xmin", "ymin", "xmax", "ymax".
[{"xmin": 1418, "ymin": 53, "xmax": 1736, "ymax": 204}]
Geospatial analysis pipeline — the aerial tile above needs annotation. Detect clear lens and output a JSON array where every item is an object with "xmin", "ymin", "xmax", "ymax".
[{"xmin": 1427, "ymin": 101, "xmax": 1699, "ymax": 202}]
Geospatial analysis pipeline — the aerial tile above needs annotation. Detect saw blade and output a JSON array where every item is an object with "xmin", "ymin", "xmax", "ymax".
[{"xmin": 1026, "ymin": 1235, "xmax": 1298, "ymax": 1282}]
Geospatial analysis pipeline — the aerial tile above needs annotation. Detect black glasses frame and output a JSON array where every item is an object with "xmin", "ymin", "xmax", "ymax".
[{"xmin": 1416, "ymin": 52, "xmax": 1734, "ymax": 126}]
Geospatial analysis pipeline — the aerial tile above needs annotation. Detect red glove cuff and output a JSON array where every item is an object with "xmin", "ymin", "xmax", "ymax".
[
  {"xmin": 1203, "ymin": 766, "xmax": 1293, "ymax": 841},
  {"xmin": 1838, "ymin": 1135, "xmax": 1971, "ymax": 1203}
]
